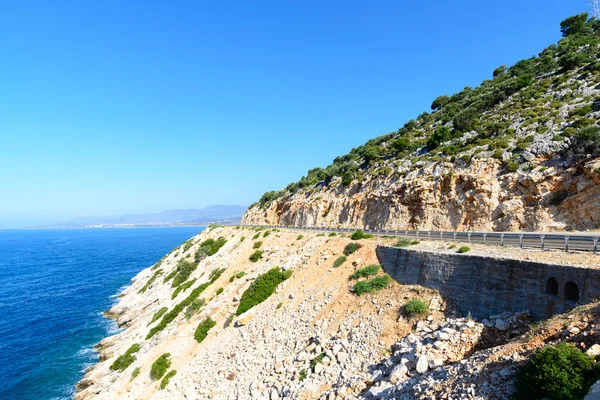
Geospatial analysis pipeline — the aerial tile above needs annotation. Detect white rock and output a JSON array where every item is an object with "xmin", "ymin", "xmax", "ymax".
[
  {"xmin": 588, "ymin": 344, "xmax": 600, "ymax": 357},
  {"xmin": 388, "ymin": 363, "xmax": 409, "ymax": 383},
  {"xmin": 416, "ymin": 355, "xmax": 429, "ymax": 373}
]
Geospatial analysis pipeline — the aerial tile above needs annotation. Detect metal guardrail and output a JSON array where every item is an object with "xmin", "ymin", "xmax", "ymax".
[{"xmin": 241, "ymin": 224, "xmax": 599, "ymax": 254}]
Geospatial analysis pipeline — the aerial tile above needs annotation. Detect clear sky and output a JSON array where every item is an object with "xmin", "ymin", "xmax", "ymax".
[{"xmin": 0, "ymin": 0, "xmax": 587, "ymax": 227}]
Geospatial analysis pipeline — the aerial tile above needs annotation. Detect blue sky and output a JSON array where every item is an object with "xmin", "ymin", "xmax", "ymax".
[{"xmin": 0, "ymin": 0, "xmax": 587, "ymax": 227}]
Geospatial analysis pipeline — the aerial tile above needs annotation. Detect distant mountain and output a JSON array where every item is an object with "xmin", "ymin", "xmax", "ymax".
[{"xmin": 48, "ymin": 205, "xmax": 247, "ymax": 228}]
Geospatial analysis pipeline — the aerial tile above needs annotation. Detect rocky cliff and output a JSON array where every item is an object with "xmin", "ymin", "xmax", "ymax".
[
  {"xmin": 242, "ymin": 16, "xmax": 600, "ymax": 232},
  {"xmin": 242, "ymin": 158, "xmax": 600, "ymax": 232}
]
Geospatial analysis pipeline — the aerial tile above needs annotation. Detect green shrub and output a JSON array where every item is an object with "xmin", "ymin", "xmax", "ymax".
[
  {"xmin": 194, "ymin": 317, "xmax": 216, "ymax": 343},
  {"xmin": 565, "ymin": 126, "xmax": 600, "ymax": 158},
  {"xmin": 457, "ymin": 246, "xmax": 471, "ymax": 253},
  {"xmin": 404, "ymin": 299, "xmax": 429, "ymax": 318},
  {"xmin": 276, "ymin": 302, "xmax": 283, "ymax": 309},
  {"xmin": 253, "ymin": 241, "xmax": 263, "ymax": 249},
  {"xmin": 172, "ymin": 278, "xmax": 197, "ymax": 299},
  {"xmin": 506, "ymin": 161, "xmax": 520, "ymax": 172},
  {"xmin": 235, "ymin": 268, "xmax": 292, "ymax": 315},
  {"xmin": 351, "ymin": 230, "xmax": 373, "ymax": 240},
  {"xmin": 310, "ymin": 352, "xmax": 326, "ymax": 372},
  {"xmin": 448, "ymin": 243, "xmax": 457, "ymax": 249},
  {"xmin": 296, "ymin": 234, "xmax": 303, "ymax": 240},
  {"xmin": 160, "ymin": 370, "xmax": 176, "ymax": 389},
  {"xmin": 328, "ymin": 232, "xmax": 336, "ymax": 237},
  {"xmin": 171, "ymin": 260, "xmax": 199, "ymax": 288},
  {"xmin": 236, "ymin": 271, "xmax": 246, "ymax": 279},
  {"xmin": 353, "ymin": 275, "xmax": 391, "ymax": 295},
  {"xmin": 249, "ymin": 250, "xmax": 263, "ymax": 263},
  {"xmin": 350, "ymin": 264, "xmax": 381, "ymax": 280},
  {"xmin": 110, "ymin": 344, "xmax": 141, "ymax": 371},
  {"xmin": 216, "ymin": 287, "xmax": 224, "ymax": 295},
  {"xmin": 150, "ymin": 353, "xmax": 171, "ymax": 380},
  {"xmin": 148, "ymin": 307, "xmax": 168, "ymax": 326},
  {"xmin": 184, "ymin": 298, "xmax": 206, "ymax": 320},
  {"xmin": 252, "ymin": 233, "xmax": 260, "ymax": 240},
  {"xmin": 332, "ymin": 256, "xmax": 347, "ymax": 268},
  {"xmin": 263, "ymin": 231, "xmax": 271, "ymax": 238},
  {"xmin": 195, "ymin": 237, "xmax": 227, "ymax": 261},
  {"xmin": 240, "ymin": 236, "xmax": 245, "ymax": 242},
  {"xmin": 131, "ymin": 367, "xmax": 140, "ymax": 379},
  {"xmin": 299, "ymin": 368, "xmax": 307, "ymax": 381},
  {"xmin": 394, "ymin": 238, "xmax": 418, "ymax": 248},
  {"xmin": 461, "ymin": 154, "xmax": 472, "ymax": 164},
  {"xmin": 139, "ymin": 269, "xmax": 163, "ymax": 294},
  {"xmin": 183, "ymin": 239, "xmax": 194, "ymax": 252},
  {"xmin": 343, "ymin": 242, "xmax": 359, "ymax": 256},
  {"xmin": 515, "ymin": 343, "xmax": 600, "ymax": 400}
]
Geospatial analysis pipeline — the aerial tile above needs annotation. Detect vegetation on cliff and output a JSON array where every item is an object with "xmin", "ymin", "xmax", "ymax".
[
  {"xmin": 250, "ymin": 13, "xmax": 600, "ymax": 213},
  {"xmin": 235, "ymin": 267, "xmax": 292, "ymax": 315},
  {"xmin": 109, "ymin": 343, "xmax": 141, "ymax": 372}
]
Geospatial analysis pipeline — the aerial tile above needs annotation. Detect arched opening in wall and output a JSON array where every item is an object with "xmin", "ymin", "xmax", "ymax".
[
  {"xmin": 545, "ymin": 277, "xmax": 559, "ymax": 296},
  {"xmin": 564, "ymin": 281, "xmax": 580, "ymax": 306}
]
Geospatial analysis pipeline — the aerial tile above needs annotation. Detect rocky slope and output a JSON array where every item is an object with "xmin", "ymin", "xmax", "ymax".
[
  {"xmin": 75, "ymin": 226, "xmax": 600, "ymax": 400},
  {"xmin": 243, "ymin": 15, "xmax": 600, "ymax": 232}
]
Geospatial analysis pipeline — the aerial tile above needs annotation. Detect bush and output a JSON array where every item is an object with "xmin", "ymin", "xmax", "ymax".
[
  {"xmin": 236, "ymin": 271, "xmax": 246, "ymax": 279},
  {"xmin": 263, "ymin": 231, "xmax": 271, "ymax": 238},
  {"xmin": 184, "ymin": 298, "xmax": 206, "ymax": 320},
  {"xmin": 183, "ymin": 239, "xmax": 194, "ymax": 252},
  {"xmin": 299, "ymin": 368, "xmax": 307, "ymax": 381},
  {"xmin": 160, "ymin": 370, "xmax": 177, "ymax": 389},
  {"xmin": 566, "ymin": 126, "xmax": 600, "ymax": 158},
  {"xmin": 404, "ymin": 299, "xmax": 429, "ymax": 318},
  {"xmin": 235, "ymin": 268, "xmax": 292, "ymax": 315},
  {"xmin": 195, "ymin": 238, "xmax": 227, "ymax": 261},
  {"xmin": 240, "ymin": 236, "xmax": 245, "ymax": 242},
  {"xmin": 252, "ymin": 233, "xmax": 260, "ymax": 240},
  {"xmin": 139, "ymin": 269, "xmax": 163, "ymax": 294},
  {"xmin": 343, "ymin": 242, "xmax": 359, "ymax": 256},
  {"xmin": 332, "ymin": 256, "xmax": 347, "ymax": 268},
  {"xmin": 515, "ymin": 343, "xmax": 599, "ymax": 400},
  {"xmin": 171, "ymin": 260, "xmax": 199, "ymax": 287},
  {"xmin": 350, "ymin": 264, "xmax": 381, "ymax": 280},
  {"xmin": 194, "ymin": 317, "xmax": 216, "ymax": 343},
  {"xmin": 148, "ymin": 307, "xmax": 168, "ymax": 326},
  {"xmin": 506, "ymin": 161, "xmax": 520, "ymax": 172},
  {"xmin": 131, "ymin": 367, "xmax": 140, "ymax": 379},
  {"xmin": 253, "ymin": 241, "xmax": 263, "ymax": 249},
  {"xmin": 216, "ymin": 287, "xmax": 224, "ymax": 295},
  {"xmin": 328, "ymin": 232, "xmax": 336, "ymax": 237},
  {"xmin": 296, "ymin": 234, "xmax": 303, "ymax": 240},
  {"xmin": 394, "ymin": 238, "xmax": 418, "ymax": 248},
  {"xmin": 457, "ymin": 246, "xmax": 471, "ymax": 253},
  {"xmin": 353, "ymin": 275, "xmax": 391, "ymax": 295},
  {"xmin": 310, "ymin": 352, "xmax": 326, "ymax": 372},
  {"xmin": 110, "ymin": 344, "xmax": 141, "ymax": 371},
  {"xmin": 249, "ymin": 250, "xmax": 263, "ymax": 263},
  {"xmin": 351, "ymin": 230, "xmax": 373, "ymax": 240},
  {"xmin": 150, "ymin": 353, "xmax": 171, "ymax": 380},
  {"xmin": 172, "ymin": 278, "xmax": 197, "ymax": 299}
]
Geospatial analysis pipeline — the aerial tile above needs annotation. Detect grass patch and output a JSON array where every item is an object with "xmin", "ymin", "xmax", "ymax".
[
  {"xmin": 110, "ymin": 344, "xmax": 141, "ymax": 371},
  {"xmin": 249, "ymin": 250, "xmax": 263, "ymax": 263},
  {"xmin": 351, "ymin": 230, "xmax": 373, "ymax": 240},
  {"xmin": 131, "ymin": 367, "xmax": 140, "ymax": 379},
  {"xmin": 276, "ymin": 302, "xmax": 283, "ymax": 309},
  {"xmin": 394, "ymin": 238, "xmax": 419, "ymax": 247},
  {"xmin": 448, "ymin": 243, "xmax": 457, "ymax": 249},
  {"xmin": 328, "ymin": 232, "xmax": 336, "ymax": 237},
  {"xmin": 172, "ymin": 278, "xmax": 197, "ymax": 299},
  {"xmin": 148, "ymin": 307, "xmax": 168, "ymax": 326},
  {"xmin": 150, "ymin": 353, "xmax": 171, "ymax": 380},
  {"xmin": 139, "ymin": 269, "xmax": 163, "ymax": 294},
  {"xmin": 236, "ymin": 271, "xmax": 246, "ymax": 279},
  {"xmin": 332, "ymin": 256, "xmax": 347, "ymax": 268},
  {"xmin": 296, "ymin": 234, "xmax": 303, "ymax": 240},
  {"xmin": 350, "ymin": 264, "xmax": 381, "ymax": 280},
  {"xmin": 343, "ymin": 242, "xmax": 359, "ymax": 256},
  {"xmin": 404, "ymin": 298, "xmax": 429, "ymax": 318},
  {"xmin": 299, "ymin": 368, "xmax": 307, "ymax": 381},
  {"xmin": 263, "ymin": 231, "xmax": 271, "ymax": 238},
  {"xmin": 184, "ymin": 298, "xmax": 206, "ymax": 320},
  {"xmin": 160, "ymin": 370, "xmax": 176, "ymax": 389},
  {"xmin": 353, "ymin": 275, "xmax": 391, "ymax": 296},
  {"xmin": 194, "ymin": 317, "xmax": 216, "ymax": 343},
  {"xmin": 253, "ymin": 241, "xmax": 263, "ymax": 249},
  {"xmin": 235, "ymin": 268, "xmax": 293, "ymax": 315},
  {"xmin": 457, "ymin": 246, "xmax": 471, "ymax": 253},
  {"xmin": 252, "ymin": 233, "xmax": 260, "ymax": 240},
  {"xmin": 216, "ymin": 287, "xmax": 224, "ymax": 295}
]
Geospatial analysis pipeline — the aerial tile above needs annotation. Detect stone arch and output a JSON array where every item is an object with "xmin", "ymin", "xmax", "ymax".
[
  {"xmin": 564, "ymin": 281, "xmax": 580, "ymax": 306},
  {"xmin": 545, "ymin": 277, "xmax": 559, "ymax": 296}
]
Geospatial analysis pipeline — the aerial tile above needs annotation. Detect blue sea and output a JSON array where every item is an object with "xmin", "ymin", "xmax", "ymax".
[{"xmin": 0, "ymin": 227, "xmax": 202, "ymax": 400}]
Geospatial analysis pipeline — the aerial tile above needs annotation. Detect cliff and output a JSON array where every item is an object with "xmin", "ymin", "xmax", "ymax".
[{"xmin": 242, "ymin": 16, "xmax": 600, "ymax": 232}]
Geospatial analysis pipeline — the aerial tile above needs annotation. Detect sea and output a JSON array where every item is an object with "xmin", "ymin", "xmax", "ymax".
[{"xmin": 0, "ymin": 227, "xmax": 202, "ymax": 400}]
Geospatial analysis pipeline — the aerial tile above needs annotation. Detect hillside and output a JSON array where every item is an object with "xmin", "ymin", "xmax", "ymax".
[
  {"xmin": 242, "ymin": 14, "xmax": 600, "ymax": 232},
  {"xmin": 75, "ymin": 226, "xmax": 600, "ymax": 399}
]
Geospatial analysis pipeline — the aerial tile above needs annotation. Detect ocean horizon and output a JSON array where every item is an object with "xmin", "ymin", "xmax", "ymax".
[{"xmin": 0, "ymin": 227, "xmax": 202, "ymax": 400}]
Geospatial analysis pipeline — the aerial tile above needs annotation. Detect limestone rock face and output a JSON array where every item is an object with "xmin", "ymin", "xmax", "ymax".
[{"xmin": 242, "ymin": 158, "xmax": 600, "ymax": 232}]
